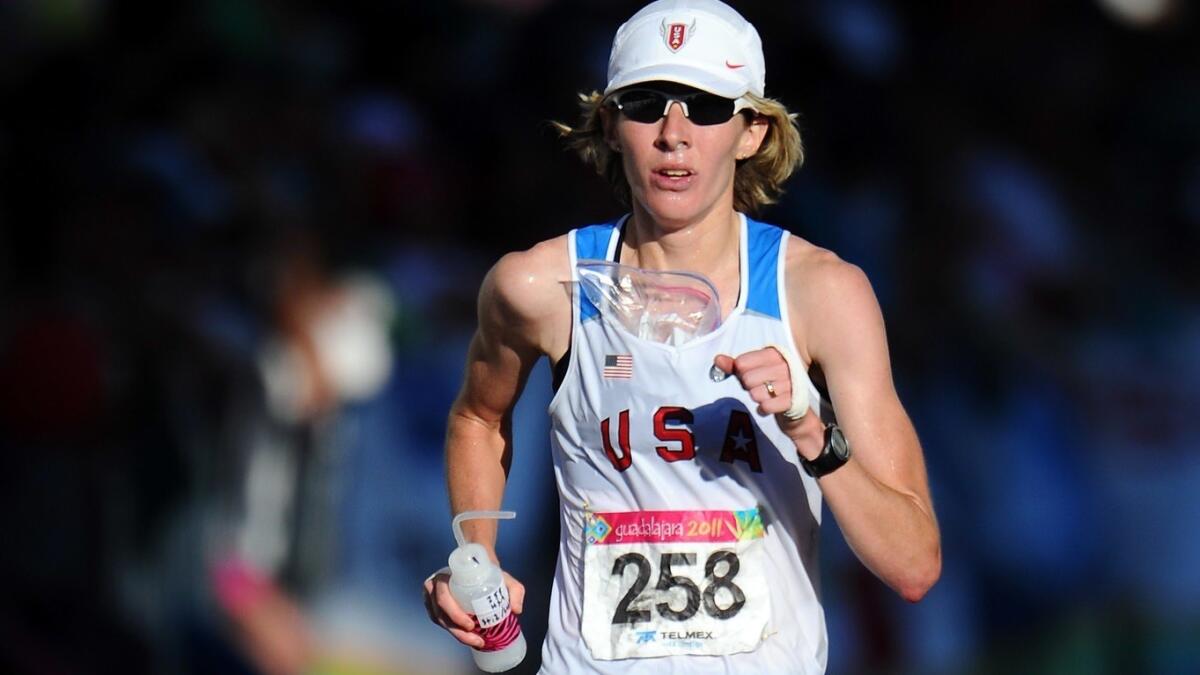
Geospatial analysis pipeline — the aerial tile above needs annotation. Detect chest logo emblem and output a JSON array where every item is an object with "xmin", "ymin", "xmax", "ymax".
[{"xmin": 603, "ymin": 353, "xmax": 634, "ymax": 379}]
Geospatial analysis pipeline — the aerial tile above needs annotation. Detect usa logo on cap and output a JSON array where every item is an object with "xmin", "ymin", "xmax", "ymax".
[{"xmin": 660, "ymin": 17, "xmax": 696, "ymax": 52}]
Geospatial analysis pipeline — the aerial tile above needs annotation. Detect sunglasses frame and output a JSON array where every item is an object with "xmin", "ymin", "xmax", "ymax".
[{"xmin": 605, "ymin": 87, "xmax": 757, "ymax": 126}]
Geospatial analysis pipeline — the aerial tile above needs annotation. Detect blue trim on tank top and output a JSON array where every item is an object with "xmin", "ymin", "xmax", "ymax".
[
  {"xmin": 574, "ymin": 220, "xmax": 621, "ymax": 323},
  {"xmin": 744, "ymin": 216, "xmax": 784, "ymax": 320},
  {"xmin": 574, "ymin": 216, "xmax": 786, "ymax": 323}
]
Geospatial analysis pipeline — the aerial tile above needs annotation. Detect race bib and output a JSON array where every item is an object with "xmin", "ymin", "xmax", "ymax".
[{"xmin": 581, "ymin": 508, "xmax": 770, "ymax": 660}]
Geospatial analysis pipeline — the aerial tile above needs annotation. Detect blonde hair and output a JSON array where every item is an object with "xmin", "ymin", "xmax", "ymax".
[{"xmin": 551, "ymin": 91, "xmax": 804, "ymax": 215}]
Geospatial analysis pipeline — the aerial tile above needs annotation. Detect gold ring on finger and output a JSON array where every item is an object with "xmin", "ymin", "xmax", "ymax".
[{"xmin": 764, "ymin": 380, "xmax": 777, "ymax": 398}]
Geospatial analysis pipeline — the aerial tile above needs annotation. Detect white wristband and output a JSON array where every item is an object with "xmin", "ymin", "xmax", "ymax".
[{"xmin": 766, "ymin": 343, "xmax": 814, "ymax": 421}]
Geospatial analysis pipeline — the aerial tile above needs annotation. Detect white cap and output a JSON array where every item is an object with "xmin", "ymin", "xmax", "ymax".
[{"xmin": 604, "ymin": 0, "xmax": 766, "ymax": 99}]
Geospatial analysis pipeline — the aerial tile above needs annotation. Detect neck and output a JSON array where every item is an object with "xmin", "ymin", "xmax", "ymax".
[{"xmin": 624, "ymin": 201, "xmax": 741, "ymax": 279}]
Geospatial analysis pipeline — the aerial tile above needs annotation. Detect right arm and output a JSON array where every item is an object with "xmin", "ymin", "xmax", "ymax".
[
  {"xmin": 424, "ymin": 237, "xmax": 570, "ymax": 645},
  {"xmin": 445, "ymin": 252, "xmax": 555, "ymax": 556}
]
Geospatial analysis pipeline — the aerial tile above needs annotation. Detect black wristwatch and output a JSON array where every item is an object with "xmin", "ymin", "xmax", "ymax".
[{"xmin": 800, "ymin": 423, "xmax": 851, "ymax": 478}]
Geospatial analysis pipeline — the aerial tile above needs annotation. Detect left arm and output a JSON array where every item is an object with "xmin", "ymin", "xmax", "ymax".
[
  {"xmin": 795, "ymin": 253, "xmax": 940, "ymax": 601},
  {"xmin": 715, "ymin": 248, "xmax": 941, "ymax": 601}
]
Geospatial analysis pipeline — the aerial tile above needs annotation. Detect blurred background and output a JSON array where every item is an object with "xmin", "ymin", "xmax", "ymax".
[{"xmin": 1, "ymin": 0, "xmax": 1198, "ymax": 673}]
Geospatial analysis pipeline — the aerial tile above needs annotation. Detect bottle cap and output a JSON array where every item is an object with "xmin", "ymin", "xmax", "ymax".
[
  {"xmin": 448, "ymin": 542, "xmax": 493, "ymax": 586},
  {"xmin": 448, "ymin": 510, "xmax": 517, "ymax": 587}
]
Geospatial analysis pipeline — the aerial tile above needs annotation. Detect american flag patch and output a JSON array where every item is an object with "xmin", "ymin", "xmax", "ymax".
[{"xmin": 603, "ymin": 354, "xmax": 633, "ymax": 379}]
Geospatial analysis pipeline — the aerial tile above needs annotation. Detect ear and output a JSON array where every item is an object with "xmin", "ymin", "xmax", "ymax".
[
  {"xmin": 599, "ymin": 106, "xmax": 622, "ymax": 153},
  {"xmin": 736, "ymin": 114, "xmax": 769, "ymax": 160}
]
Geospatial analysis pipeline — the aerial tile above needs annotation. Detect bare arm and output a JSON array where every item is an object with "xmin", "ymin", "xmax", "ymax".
[
  {"xmin": 424, "ymin": 238, "xmax": 569, "ymax": 647},
  {"xmin": 794, "ymin": 250, "xmax": 941, "ymax": 601},
  {"xmin": 446, "ymin": 238, "xmax": 569, "ymax": 557},
  {"xmin": 445, "ymin": 278, "xmax": 537, "ymax": 557}
]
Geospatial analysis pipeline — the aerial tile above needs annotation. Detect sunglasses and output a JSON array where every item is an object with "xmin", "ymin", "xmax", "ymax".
[{"xmin": 605, "ymin": 87, "xmax": 756, "ymax": 126}]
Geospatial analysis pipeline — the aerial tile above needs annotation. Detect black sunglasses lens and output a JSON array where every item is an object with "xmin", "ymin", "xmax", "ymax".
[
  {"xmin": 616, "ymin": 91, "xmax": 667, "ymax": 123},
  {"xmin": 684, "ymin": 93, "xmax": 736, "ymax": 125},
  {"xmin": 613, "ymin": 89, "xmax": 737, "ymax": 125}
]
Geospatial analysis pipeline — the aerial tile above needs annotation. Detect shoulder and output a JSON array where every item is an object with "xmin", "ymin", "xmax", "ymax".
[
  {"xmin": 781, "ymin": 234, "xmax": 882, "ymax": 361},
  {"xmin": 480, "ymin": 234, "xmax": 572, "ymax": 355},
  {"xmin": 782, "ymin": 234, "xmax": 874, "ymax": 306},
  {"xmin": 485, "ymin": 235, "xmax": 569, "ymax": 308}
]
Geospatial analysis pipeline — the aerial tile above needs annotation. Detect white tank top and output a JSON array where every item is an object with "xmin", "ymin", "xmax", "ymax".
[{"xmin": 539, "ymin": 214, "xmax": 832, "ymax": 674}]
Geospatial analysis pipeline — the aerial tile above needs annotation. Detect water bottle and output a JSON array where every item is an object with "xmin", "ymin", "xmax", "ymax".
[{"xmin": 448, "ymin": 510, "xmax": 527, "ymax": 672}]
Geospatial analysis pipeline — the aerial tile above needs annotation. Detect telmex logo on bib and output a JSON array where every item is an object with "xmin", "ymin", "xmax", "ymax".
[{"xmin": 638, "ymin": 629, "xmax": 715, "ymax": 646}]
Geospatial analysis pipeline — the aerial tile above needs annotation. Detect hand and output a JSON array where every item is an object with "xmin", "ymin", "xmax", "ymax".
[
  {"xmin": 713, "ymin": 348, "xmax": 826, "ymax": 461},
  {"xmin": 423, "ymin": 568, "xmax": 526, "ymax": 648}
]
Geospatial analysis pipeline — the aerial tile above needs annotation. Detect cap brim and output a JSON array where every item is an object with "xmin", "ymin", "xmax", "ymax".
[{"xmin": 605, "ymin": 62, "xmax": 750, "ymax": 99}]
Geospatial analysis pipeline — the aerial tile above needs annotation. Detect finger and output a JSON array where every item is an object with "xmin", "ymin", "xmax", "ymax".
[
  {"xmin": 740, "ymin": 373, "xmax": 792, "ymax": 405},
  {"xmin": 757, "ymin": 394, "xmax": 793, "ymax": 416},
  {"xmin": 737, "ymin": 363, "xmax": 792, "ymax": 392},
  {"xmin": 505, "ymin": 574, "xmax": 526, "ymax": 615},
  {"xmin": 430, "ymin": 603, "xmax": 481, "ymax": 647},
  {"xmin": 732, "ymin": 347, "xmax": 785, "ymax": 374},
  {"xmin": 447, "ymin": 625, "xmax": 485, "ymax": 648},
  {"xmin": 713, "ymin": 354, "xmax": 736, "ymax": 375},
  {"xmin": 423, "ymin": 585, "xmax": 437, "ymax": 624},
  {"xmin": 423, "ymin": 576, "xmax": 445, "ymax": 625},
  {"xmin": 435, "ymin": 581, "xmax": 476, "ymax": 631},
  {"xmin": 423, "ymin": 569, "xmax": 449, "ymax": 597}
]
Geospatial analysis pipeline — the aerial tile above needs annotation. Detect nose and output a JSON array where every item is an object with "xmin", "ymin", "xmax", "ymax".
[{"xmin": 655, "ymin": 101, "xmax": 691, "ymax": 152}]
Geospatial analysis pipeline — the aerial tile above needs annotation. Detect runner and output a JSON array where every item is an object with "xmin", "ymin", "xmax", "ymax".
[{"xmin": 424, "ymin": 1, "xmax": 941, "ymax": 671}]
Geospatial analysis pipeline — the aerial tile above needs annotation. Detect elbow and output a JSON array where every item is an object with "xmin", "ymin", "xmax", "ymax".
[{"xmin": 897, "ymin": 544, "xmax": 941, "ymax": 603}]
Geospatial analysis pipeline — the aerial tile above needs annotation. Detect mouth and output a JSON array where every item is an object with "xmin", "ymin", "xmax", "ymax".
[{"xmin": 650, "ymin": 167, "xmax": 696, "ymax": 190}]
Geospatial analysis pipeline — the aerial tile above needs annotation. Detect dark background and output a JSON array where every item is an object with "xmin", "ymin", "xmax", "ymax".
[{"xmin": 1, "ymin": 0, "xmax": 1198, "ymax": 673}]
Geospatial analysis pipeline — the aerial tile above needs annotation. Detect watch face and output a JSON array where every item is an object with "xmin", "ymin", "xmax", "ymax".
[{"xmin": 828, "ymin": 425, "xmax": 851, "ymax": 461}]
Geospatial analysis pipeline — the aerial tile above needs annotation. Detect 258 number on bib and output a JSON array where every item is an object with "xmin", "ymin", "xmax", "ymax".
[{"xmin": 610, "ymin": 550, "xmax": 745, "ymax": 624}]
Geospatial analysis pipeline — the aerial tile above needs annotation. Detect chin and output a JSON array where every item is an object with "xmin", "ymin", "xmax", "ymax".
[{"xmin": 639, "ymin": 192, "xmax": 710, "ymax": 228}]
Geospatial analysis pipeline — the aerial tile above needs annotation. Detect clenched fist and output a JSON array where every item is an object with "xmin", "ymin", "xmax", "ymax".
[
  {"xmin": 423, "ymin": 567, "xmax": 525, "ymax": 648},
  {"xmin": 712, "ymin": 346, "xmax": 826, "ymax": 462}
]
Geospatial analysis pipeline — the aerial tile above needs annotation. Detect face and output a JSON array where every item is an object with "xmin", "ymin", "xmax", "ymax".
[{"xmin": 603, "ymin": 82, "xmax": 768, "ymax": 230}]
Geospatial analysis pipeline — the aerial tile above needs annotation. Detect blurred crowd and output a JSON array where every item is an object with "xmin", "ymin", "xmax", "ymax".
[{"xmin": 0, "ymin": 1, "xmax": 1197, "ymax": 673}]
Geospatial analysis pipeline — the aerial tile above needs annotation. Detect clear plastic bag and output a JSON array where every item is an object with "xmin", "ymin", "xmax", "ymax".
[{"xmin": 576, "ymin": 260, "xmax": 721, "ymax": 346}]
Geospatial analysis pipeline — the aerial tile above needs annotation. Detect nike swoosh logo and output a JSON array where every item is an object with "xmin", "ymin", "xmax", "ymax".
[{"xmin": 726, "ymin": 61, "xmax": 745, "ymax": 69}]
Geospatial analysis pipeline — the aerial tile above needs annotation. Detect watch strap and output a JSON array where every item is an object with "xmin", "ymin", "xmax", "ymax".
[{"xmin": 800, "ymin": 424, "xmax": 849, "ymax": 478}]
